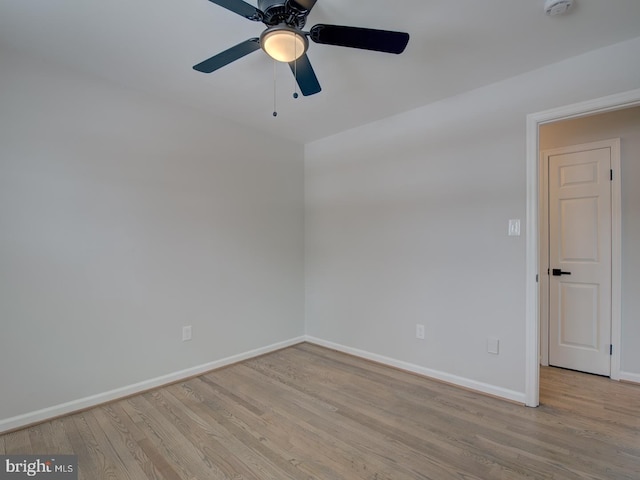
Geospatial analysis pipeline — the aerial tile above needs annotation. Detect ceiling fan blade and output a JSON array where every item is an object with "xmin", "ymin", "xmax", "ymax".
[
  {"xmin": 289, "ymin": 54, "xmax": 321, "ymax": 96},
  {"xmin": 206, "ymin": 0, "xmax": 263, "ymax": 21},
  {"xmin": 310, "ymin": 24, "xmax": 410, "ymax": 54},
  {"xmin": 193, "ymin": 38, "xmax": 261, "ymax": 73},
  {"xmin": 287, "ymin": 0, "xmax": 317, "ymax": 13}
]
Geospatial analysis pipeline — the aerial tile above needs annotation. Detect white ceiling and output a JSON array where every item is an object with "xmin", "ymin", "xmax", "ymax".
[{"xmin": 1, "ymin": 0, "xmax": 639, "ymax": 144}]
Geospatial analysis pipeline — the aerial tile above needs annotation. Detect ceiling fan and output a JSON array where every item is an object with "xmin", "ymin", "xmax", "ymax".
[{"xmin": 193, "ymin": 0, "xmax": 410, "ymax": 96}]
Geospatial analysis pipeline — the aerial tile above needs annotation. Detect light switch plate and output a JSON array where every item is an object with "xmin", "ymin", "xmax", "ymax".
[
  {"xmin": 508, "ymin": 219, "xmax": 521, "ymax": 236},
  {"xmin": 488, "ymin": 337, "xmax": 499, "ymax": 355},
  {"xmin": 182, "ymin": 325, "xmax": 192, "ymax": 341}
]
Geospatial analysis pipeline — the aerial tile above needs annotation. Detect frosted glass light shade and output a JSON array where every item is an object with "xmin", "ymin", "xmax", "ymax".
[{"xmin": 261, "ymin": 28, "xmax": 308, "ymax": 62}]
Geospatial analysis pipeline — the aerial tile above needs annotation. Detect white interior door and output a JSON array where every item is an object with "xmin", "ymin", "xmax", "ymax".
[{"xmin": 547, "ymin": 142, "xmax": 612, "ymax": 376}]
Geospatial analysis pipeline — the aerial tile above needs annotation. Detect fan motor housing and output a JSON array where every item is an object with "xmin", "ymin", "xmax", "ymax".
[{"xmin": 258, "ymin": 0, "xmax": 308, "ymax": 28}]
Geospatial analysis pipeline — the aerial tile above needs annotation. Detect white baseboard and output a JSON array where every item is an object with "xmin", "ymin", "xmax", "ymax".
[
  {"xmin": 619, "ymin": 370, "xmax": 640, "ymax": 385},
  {"xmin": 0, "ymin": 336, "xmax": 305, "ymax": 434},
  {"xmin": 305, "ymin": 336, "xmax": 526, "ymax": 405}
]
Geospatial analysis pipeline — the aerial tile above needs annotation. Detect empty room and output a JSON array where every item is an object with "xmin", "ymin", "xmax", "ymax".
[{"xmin": 1, "ymin": 0, "xmax": 639, "ymax": 478}]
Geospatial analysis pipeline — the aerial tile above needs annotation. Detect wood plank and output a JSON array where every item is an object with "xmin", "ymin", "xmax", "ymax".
[
  {"xmin": 63, "ymin": 413, "xmax": 112, "ymax": 480},
  {"xmin": 49, "ymin": 419, "xmax": 75, "ymax": 454},
  {"xmin": 3, "ymin": 429, "xmax": 31, "ymax": 455},
  {"xmin": 27, "ymin": 422, "xmax": 57, "ymax": 454},
  {"xmin": 82, "ymin": 408, "xmax": 147, "ymax": 480},
  {"xmin": 93, "ymin": 403, "xmax": 166, "ymax": 480},
  {"xmin": 119, "ymin": 393, "xmax": 218, "ymax": 479}
]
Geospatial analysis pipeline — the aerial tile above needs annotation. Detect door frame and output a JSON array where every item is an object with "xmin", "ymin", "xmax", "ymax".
[
  {"xmin": 539, "ymin": 138, "xmax": 620, "ymax": 372},
  {"xmin": 524, "ymin": 88, "xmax": 640, "ymax": 407}
]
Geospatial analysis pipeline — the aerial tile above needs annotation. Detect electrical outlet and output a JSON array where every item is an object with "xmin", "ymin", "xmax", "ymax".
[
  {"xmin": 416, "ymin": 324, "xmax": 425, "ymax": 340},
  {"xmin": 182, "ymin": 325, "xmax": 192, "ymax": 342}
]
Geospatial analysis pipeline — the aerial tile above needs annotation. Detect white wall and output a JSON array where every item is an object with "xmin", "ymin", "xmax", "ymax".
[
  {"xmin": 540, "ymin": 107, "xmax": 640, "ymax": 378},
  {"xmin": 305, "ymin": 36, "xmax": 640, "ymax": 399},
  {"xmin": 0, "ymin": 48, "xmax": 305, "ymax": 425}
]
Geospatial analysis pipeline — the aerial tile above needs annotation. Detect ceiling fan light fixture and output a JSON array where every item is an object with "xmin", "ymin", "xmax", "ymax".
[{"xmin": 261, "ymin": 26, "xmax": 308, "ymax": 62}]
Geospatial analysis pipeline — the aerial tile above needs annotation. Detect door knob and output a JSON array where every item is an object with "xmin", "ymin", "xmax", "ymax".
[{"xmin": 552, "ymin": 268, "xmax": 571, "ymax": 276}]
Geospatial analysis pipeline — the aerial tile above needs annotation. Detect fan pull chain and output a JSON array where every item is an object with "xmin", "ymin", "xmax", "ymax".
[
  {"xmin": 293, "ymin": 32, "xmax": 299, "ymax": 99},
  {"xmin": 272, "ymin": 59, "xmax": 278, "ymax": 117}
]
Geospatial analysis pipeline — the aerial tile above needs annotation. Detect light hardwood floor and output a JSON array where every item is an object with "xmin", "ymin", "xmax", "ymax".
[{"xmin": 1, "ymin": 342, "xmax": 639, "ymax": 479}]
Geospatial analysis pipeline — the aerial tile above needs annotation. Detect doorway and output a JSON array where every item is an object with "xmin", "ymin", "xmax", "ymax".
[
  {"xmin": 540, "ymin": 139, "xmax": 619, "ymax": 377},
  {"xmin": 524, "ymin": 88, "xmax": 640, "ymax": 407}
]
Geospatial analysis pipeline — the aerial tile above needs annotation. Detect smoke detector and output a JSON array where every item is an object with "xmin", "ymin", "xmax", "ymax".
[{"xmin": 544, "ymin": 0, "xmax": 575, "ymax": 16}]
